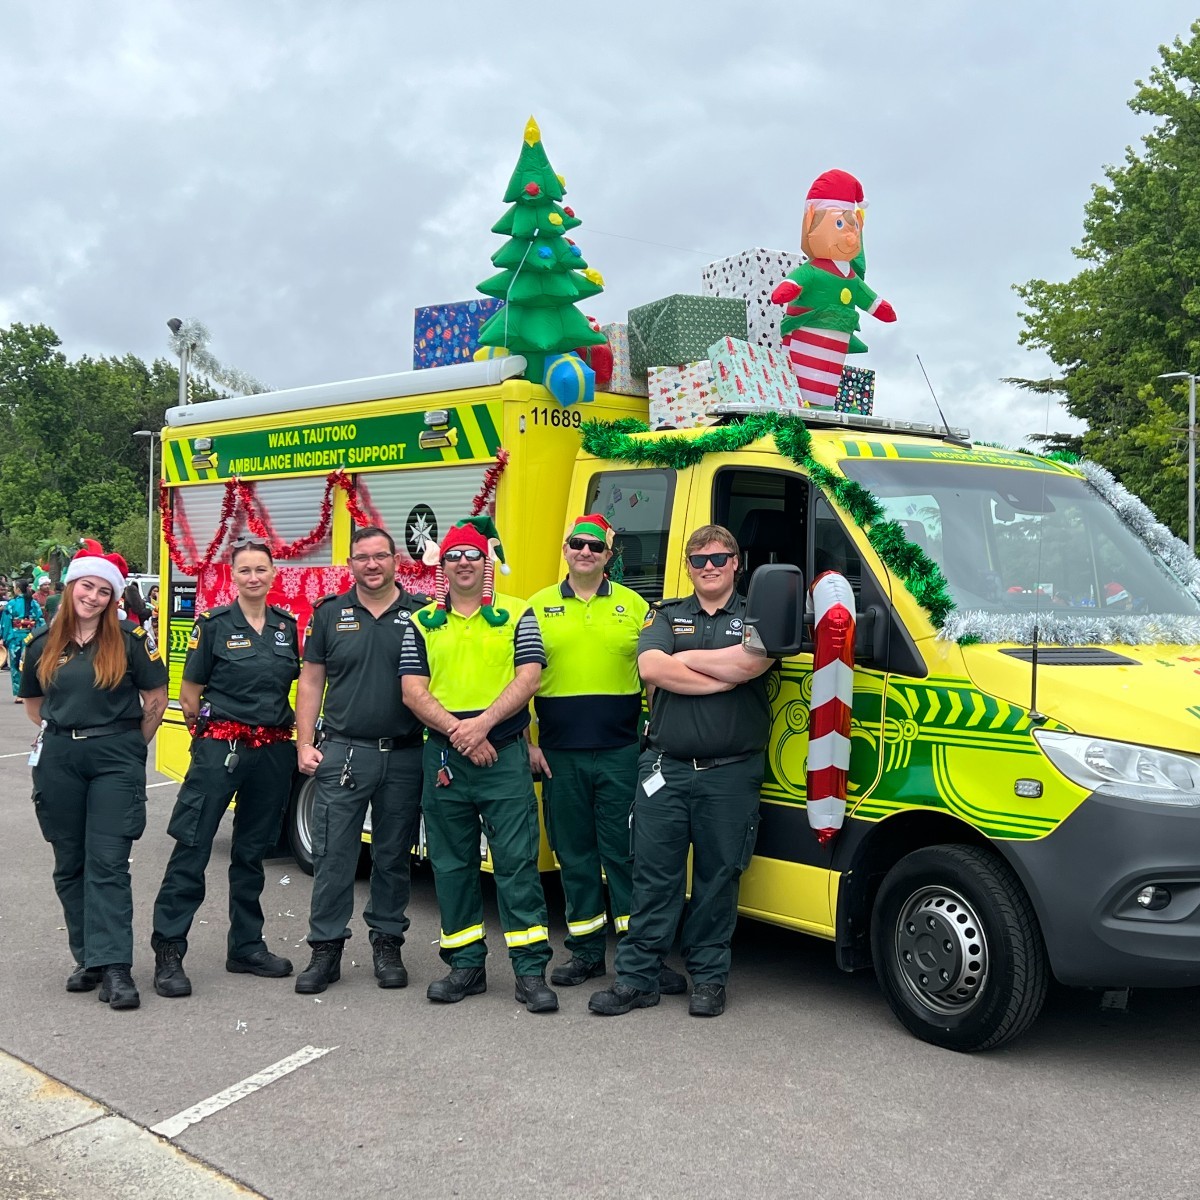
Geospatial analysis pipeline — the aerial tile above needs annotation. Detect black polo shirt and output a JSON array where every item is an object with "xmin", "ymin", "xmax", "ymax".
[
  {"xmin": 638, "ymin": 591, "xmax": 776, "ymax": 760},
  {"xmin": 184, "ymin": 602, "xmax": 300, "ymax": 727},
  {"xmin": 303, "ymin": 585, "xmax": 427, "ymax": 741},
  {"xmin": 20, "ymin": 621, "xmax": 169, "ymax": 727}
]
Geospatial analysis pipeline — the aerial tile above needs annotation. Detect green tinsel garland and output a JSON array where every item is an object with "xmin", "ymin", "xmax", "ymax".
[{"xmin": 581, "ymin": 413, "xmax": 956, "ymax": 628}]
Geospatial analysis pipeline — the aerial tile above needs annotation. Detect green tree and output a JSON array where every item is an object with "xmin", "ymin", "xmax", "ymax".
[
  {"xmin": 109, "ymin": 511, "xmax": 150, "ymax": 574},
  {"xmin": 1013, "ymin": 21, "xmax": 1200, "ymax": 540},
  {"xmin": 477, "ymin": 116, "xmax": 606, "ymax": 385}
]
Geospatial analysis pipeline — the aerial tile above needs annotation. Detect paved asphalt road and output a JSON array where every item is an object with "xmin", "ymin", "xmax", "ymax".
[{"xmin": 0, "ymin": 697, "xmax": 1198, "ymax": 1199}]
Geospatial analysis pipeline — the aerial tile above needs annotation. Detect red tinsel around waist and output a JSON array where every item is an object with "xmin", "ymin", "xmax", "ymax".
[{"xmin": 199, "ymin": 720, "xmax": 294, "ymax": 748}]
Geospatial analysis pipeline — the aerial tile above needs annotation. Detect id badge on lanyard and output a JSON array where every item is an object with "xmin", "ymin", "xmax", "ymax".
[{"xmin": 28, "ymin": 721, "xmax": 46, "ymax": 767}]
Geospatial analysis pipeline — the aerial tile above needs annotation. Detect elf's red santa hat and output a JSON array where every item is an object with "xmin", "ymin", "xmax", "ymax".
[
  {"xmin": 64, "ymin": 538, "xmax": 127, "ymax": 599},
  {"xmin": 1103, "ymin": 581, "xmax": 1130, "ymax": 606},
  {"xmin": 566, "ymin": 513, "xmax": 614, "ymax": 549},
  {"xmin": 806, "ymin": 169, "xmax": 867, "ymax": 212}
]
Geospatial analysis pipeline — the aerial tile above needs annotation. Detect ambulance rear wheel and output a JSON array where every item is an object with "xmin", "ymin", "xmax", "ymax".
[
  {"xmin": 871, "ymin": 844, "xmax": 1048, "ymax": 1051},
  {"xmin": 287, "ymin": 775, "xmax": 317, "ymax": 876}
]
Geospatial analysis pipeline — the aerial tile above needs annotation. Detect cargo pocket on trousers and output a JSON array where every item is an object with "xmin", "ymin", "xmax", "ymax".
[
  {"xmin": 31, "ymin": 789, "xmax": 54, "ymax": 843},
  {"xmin": 126, "ymin": 785, "xmax": 149, "ymax": 840},
  {"xmin": 166, "ymin": 785, "xmax": 206, "ymax": 847},
  {"xmin": 737, "ymin": 811, "xmax": 761, "ymax": 875}
]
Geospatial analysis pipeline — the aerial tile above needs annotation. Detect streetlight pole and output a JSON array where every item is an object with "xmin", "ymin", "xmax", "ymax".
[
  {"xmin": 133, "ymin": 430, "xmax": 157, "ymax": 573},
  {"xmin": 167, "ymin": 317, "xmax": 190, "ymax": 406},
  {"xmin": 1158, "ymin": 371, "xmax": 1197, "ymax": 556}
]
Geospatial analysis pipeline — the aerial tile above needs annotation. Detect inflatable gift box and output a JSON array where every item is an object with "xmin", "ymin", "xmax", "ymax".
[
  {"xmin": 835, "ymin": 365, "xmax": 875, "ymax": 416},
  {"xmin": 647, "ymin": 360, "xmax": 719, "ymax": 430},
  {"xmin": 413, "ymin": 299, "xmax": 506, "ymax": 369},
  {"xmin": 599, "ymin": 322, "xmax": 648, "ymax": 397},
  {"xmin": 701, "ymin": 248, "xmax": 805, "ymax": 351},
  {"xmin": 628, "ymin": 294, "xmax": 747, "ymax": 378},
  {"xmin": 707, "ymin": 336, "xmax": 809, "ymax": 413}
]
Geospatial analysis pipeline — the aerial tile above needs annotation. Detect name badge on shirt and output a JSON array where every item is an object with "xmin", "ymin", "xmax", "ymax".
[
  {"xmin": 226, "ymin": 637, "xmax": 252, "ymax": 649},
  {"xmin": 335, "ymin": 621, "xmax": 360, "ymax": 632}
]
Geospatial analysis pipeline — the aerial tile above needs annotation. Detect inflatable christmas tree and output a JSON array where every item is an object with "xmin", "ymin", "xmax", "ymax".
[{"xmin": 477, "ymin": 116, "xmax": 607, "ymax": 405}]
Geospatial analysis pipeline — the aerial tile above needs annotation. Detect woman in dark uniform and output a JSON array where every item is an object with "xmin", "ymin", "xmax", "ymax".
[
  {"xmin": 20, "ymin": 543, "xmax": 169, "ymax": 1010},
  {"xmin": 150, "ymin": 538, "xmax": 300, "ymax": 997}
]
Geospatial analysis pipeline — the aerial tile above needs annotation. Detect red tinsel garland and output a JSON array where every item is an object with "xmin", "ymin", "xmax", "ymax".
[{"xmin": 470, "ymin": 448, "xmax": 509, "ymax": 515}]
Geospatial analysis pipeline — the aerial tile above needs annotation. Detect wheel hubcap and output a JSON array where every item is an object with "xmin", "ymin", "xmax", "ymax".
[{"xmin": 893, "ymin": 885, "xmax": 989, "ymax": 1016}]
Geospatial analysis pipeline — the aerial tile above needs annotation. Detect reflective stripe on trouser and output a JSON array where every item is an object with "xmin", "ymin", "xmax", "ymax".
[
  {"xmin": 615, "ymin": 750, "xmax": 763, "ymax": 990},
  {"xmin": 152, "ymin": 737, "xmax": 294, "ymax": 959},
  {"xmin": 440, "ymin": 923, "xmax": 485, "ymax": 950},
  {"xmin": 421, "ymin": 738, "xmax": 552, "ymax": 975},
  {"xmin": 305, "ymin": 742, "xmax": 422, "ymax": 944},
  {"xmin": 540, "ymin": 744, "xmax": 637, "ymax": 963},
  {"xmin": 31, "ymin": 730, "xmax": 149, "ymax": 968}
]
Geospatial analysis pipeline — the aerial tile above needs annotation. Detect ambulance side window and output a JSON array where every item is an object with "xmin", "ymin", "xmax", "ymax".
[
  {"xmin": 585, "ymin": 469, "xmax": 675, "ymax": 603},
  {"xmin": 812, "ymin": 494, "xmax": 862, "ymax": 596},
  {"xmin": 711, "ymin": 468, "xmax": 807, "ymax": 595}
]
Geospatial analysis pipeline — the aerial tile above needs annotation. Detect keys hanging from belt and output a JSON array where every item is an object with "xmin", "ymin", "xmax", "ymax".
[
  {"xmin": 436, "ymin": 746, "xmax": 454, "ymax": 788},
  {"xmin": 340, "ymin": 746, "xmax": 357, "ymax": 790},
  {"xmin": 224, "ymin": 739, "xmax": 240, "ymax": 774}
]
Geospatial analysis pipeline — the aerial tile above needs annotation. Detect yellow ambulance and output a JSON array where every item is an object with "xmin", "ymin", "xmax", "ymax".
[{"xmin": 155, "ymin": 359, "xmax": 1200, "ymax": 1050}]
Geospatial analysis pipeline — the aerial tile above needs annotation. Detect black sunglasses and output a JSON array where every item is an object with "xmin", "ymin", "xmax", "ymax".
[
  {"xmin": 688, "ymin": 552, "xmax": 734, "ymax": 569},
  {"xmin": 444, "ymin": 548, "xmax": 484, "ymax": 562},
  {"xmin": 567, "ymin": 537, "xmax": 607, "ymax": 553}
]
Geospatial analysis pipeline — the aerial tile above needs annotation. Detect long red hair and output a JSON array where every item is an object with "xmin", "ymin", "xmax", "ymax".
[{"xmin": 36, "ymin": 580, "xmax": 127, "ymax": 690}]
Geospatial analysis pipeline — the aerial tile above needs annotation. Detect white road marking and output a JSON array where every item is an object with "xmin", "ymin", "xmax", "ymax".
[
  {"xmin": 0, "ymin": 751, "xmax": 32, "ymax": 759},
  {"xmin": 146, "ymin": 780, "xmax": 177, "ymax": 789},
  {"xmin": 150, "ymin": 1044, "xmax": 336, "ymax": 1139}
]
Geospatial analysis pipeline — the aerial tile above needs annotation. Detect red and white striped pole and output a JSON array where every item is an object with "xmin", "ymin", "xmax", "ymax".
[{"xmin": 808, "ymin": 571, "xmax": 856, "ymax": 845}]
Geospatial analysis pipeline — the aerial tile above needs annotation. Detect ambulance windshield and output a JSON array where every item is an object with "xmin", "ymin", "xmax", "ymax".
[{"xmin": 839, "ymin": 459, "xmax": 1200, "ymax": 615}]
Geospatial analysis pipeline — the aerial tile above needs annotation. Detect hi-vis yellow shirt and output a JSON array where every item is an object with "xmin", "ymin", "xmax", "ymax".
[{"xmin": 529, "ymin": 578, "xmax": 648, "ymax": 750}]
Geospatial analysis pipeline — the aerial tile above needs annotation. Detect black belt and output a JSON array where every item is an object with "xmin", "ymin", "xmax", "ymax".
[
  {"xmin": 46, "ymin": 718, "xmax": 142, "ymax": 741},
  {"xmin": 323, "ymin": 730, "xmax": 422, "ymax": 752},
  {"xmin": 430, "ymin": 732, "xmax": 522, "ymax": 754},
  {"xmin": 658, "ymin": 749, "xmax": 758, "ymax": 771}
]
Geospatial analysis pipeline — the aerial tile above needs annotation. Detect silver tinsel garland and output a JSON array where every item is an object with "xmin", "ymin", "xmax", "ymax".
[
  {"xmin": 168, "ymin": 318, "xmax": 270, "ymax": 397},
  {"xmin": 937, "ymin": 458, "xmax": 1200, "ymax": 645}
]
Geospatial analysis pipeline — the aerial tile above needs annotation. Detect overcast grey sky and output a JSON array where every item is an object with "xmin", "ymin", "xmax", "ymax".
[{"xmin": 2, "ymin": 2, "xmax": 1196, "ymax": 445}]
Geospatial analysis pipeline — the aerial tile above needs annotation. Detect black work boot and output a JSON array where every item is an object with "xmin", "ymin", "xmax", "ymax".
[
  {"xmin": 97, "ymin": 964, "xmax": 140, "ymax": 1010},
  {"xmin": 427, "ymin": 966, "xmax": 487, "ymax": 1003},
  {"xmin": 370, "ymin": 932, "xmax": 408, "ymax": 989},
  {"xmin": 295, "ymin": 940, "xmax": 344, "ymax": 994},
  {"xmin": 153, "ymin": 937, "xmax": 192, "ymax": 998},
  {"xmin": 227, "ymin": 948, "xmax": 293, "ymax": 978},
  {"xmin": 588, "ymin": 982, "xmax": 660, "ymax": 1016},
  {"xmin": 515, "ymin": 974, "xmax": 559, "ymax": 1013},
  {"xmin": 550, "ymin": 956, "xmax": 605, "ymax": 987},
  {"xmin": 688, "ymin": 983, "xmax": 727, "ymax": 1017},
  {"xmin": 66, "ymin": 964, "xmax": 103, "ymax": 993},
  {"xmin": 658, "ymin": 964, "xmax": 688, "ymax": 995}
]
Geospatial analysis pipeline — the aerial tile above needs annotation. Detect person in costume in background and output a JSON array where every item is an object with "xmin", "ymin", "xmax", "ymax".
[
  {"xmin": 150, "ymin": 538, "xmax": 300, "ymax": 998},
  {"xmin": 771, "ymin": 169, "xmax": 897, "ymax": 406},
  {"xmin": 292, "ymin": 524, "xmax": 428, "ymax": 996},
  {"xmin": 19, "ymin": 542, "xmax": 168, "ymax": 1010},
  {"xmin": 41, "ymin": 577, "xmax": 62, "ymax": 622},
  {"xmin": 1, "ymin": 577, "xmax": 45, "ymax": 700},
  {"xmin": 1103, "ymin": 581, "xmax": 1134, "ymax": 611},
  {"xmin": 590, "ymin": 525, "xmax": 777, "ymax": 1020},
  {"xmin": 400, "ymin": 516, "xmax": 559, "ymax": 1014},
  {"xmin": 527, "ymin": 514, "xmax": 686, "ymax": 993}
]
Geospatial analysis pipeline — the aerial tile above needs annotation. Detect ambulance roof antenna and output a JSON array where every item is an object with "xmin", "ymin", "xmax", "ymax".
[{"xmin": 916, "ymin": 355, "xmax": 972, "ymax": 450}]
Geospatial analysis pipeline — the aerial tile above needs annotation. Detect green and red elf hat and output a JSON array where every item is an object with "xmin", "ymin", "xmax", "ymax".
[
  {"xmin": 419, "ymin": 515, "xmax": 511, "ymax": 628},
  {"xmin": 566, "ymin": 513, "xmax": 614, "ymax": 548}
]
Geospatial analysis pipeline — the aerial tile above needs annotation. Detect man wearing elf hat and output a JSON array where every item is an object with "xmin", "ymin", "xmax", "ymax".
[
  {"xmin": 399, "ymin": 515, "xmax": 559, "ymax": 1012},
  {"xmin": 527, "ymin": 515, "xmax": 685, "ymax": 990},
  {"xmin": 770, "ymin": 168, "xmax": 897, "ymax": 407}
]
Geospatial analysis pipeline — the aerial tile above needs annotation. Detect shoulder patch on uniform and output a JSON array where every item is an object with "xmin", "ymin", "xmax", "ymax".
[
  {"xmin": 130, "ymin": 625, "xmax": 148, "ymax": 638},
  {"xmin": 26, "ymin": 626, "xmax": 50, "ymax": 645},
  {"xmin": 200, "ymin": 605, "xmax": 231, "ymax": 620},
  {"xmin": 312, "ymin": 594, "xmax": 339, "ymax": 610},
  {"xmin": 270, "ymin": 604, "xmax": 297, "ymax": 622}
]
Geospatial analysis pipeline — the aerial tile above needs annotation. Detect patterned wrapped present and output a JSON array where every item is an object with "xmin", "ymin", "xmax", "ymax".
[
  {"xmin": 707, "ymin": 336, "xmax": 808, "ymax": 413},
  {"xmin": 701, "ymin": 248, "xmax": 804, "ymax": 350},
  {"xmin": 413, "ymin": 298, "xmax": 505, "ymax": 369},
  {"xmin": 628, "ymin": 294, "xmax": 747, "ymax": 378},
  {"xmin": 599, "ymin": 321, "xmax": 648, "ymax": 397},
  {"xmin": 835, "ymin": 365, "xmax": 875, "ymax": 415},
  {"xmin": 647, "ymin": 361, "xmax": 719, "ymax": 430}
]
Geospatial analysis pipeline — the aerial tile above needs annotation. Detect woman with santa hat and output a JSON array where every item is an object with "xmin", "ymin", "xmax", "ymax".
[{"xmin": 19, "ymin": 540, "xmax": 169, "ymax": 1010}]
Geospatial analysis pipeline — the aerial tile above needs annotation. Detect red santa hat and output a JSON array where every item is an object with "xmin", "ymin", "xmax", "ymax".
[
  {"xmin": 1103, "ymin": 582, "xmax": 1130, "ymax": 606},
  {"xmin": 418, "ymin": 516, "xmax": 510, "ymax": 628},
  {"xmin": 806, "ymin": 169, "xmax": 867, "ymax": 212},
  {"xmin": 63, "ymin": 538, "xmax": 127, "ymax": 600}
]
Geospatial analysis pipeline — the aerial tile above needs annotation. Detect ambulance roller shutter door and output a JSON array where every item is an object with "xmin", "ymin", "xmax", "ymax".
[
  {"xmin": 249, "ymin": 476, "xmax": 334, "ymax": 566},
  {"xmin": 167, "ymin": 482, "xmax": 227, "ymax": 586},
  {"xmin": 356, "ymin": 466, "xmax": 486, "ymax": 561}
]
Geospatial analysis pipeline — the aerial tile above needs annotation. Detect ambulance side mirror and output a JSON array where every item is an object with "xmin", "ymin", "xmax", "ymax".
[{"xmin": 743, "ymin": 564, "xmax": 806, "ymax": 657}]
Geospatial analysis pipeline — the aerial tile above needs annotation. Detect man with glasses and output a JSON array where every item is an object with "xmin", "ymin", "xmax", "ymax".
[
  {"xmin": 527, "ymin": 515, "xmax": 675, "ymax": 990},
  {"xmin": 590, "ymin": 524, "xmax": 777, "ymax": 1019},
  {"xmin": 293, "ymin": 525, "xmax": 427, "ymax": 994},
  {"xmin": 399, "ymin": 516, "xmax": 558, "ymax": 1013}
]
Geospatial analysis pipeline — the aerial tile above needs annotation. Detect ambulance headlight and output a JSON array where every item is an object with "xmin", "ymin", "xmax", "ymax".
[{"xmin": 1033, "ymin": 731, "xmax": 1200, "ymax": 807}]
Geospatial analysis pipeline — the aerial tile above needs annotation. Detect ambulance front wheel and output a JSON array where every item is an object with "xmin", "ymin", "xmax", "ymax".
[{"xmin": 871, "ymin": 844, "xmax": 1049, "ymax": 1052}]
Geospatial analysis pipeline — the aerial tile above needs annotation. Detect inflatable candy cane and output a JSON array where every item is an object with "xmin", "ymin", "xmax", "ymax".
[{"xmin": 807, "ymin": 571, "xmax": 856, "ymax": 845}]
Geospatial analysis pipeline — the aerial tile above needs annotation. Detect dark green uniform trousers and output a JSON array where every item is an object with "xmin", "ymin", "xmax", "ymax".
[
  {"xmin": 541, "ymin": 744, "xmax": 637, "ymax": 961},
  {"xmin": 615, "ymin": 750, "xmax": 763, "ymax": 989},
  {"xmin": 153, "ymin": 737, "xmax": 294, "ymax": 959},
  {"xmin": 32, "ymin": 730, "xmax": 148, "ymax": 968},
  {"xmin": 306, "ymin": 741, "xmax": 422, "ymax": 944},
  {"xmin": 422, "ymin": 737, "xmax": 552, "ymax": 976}
]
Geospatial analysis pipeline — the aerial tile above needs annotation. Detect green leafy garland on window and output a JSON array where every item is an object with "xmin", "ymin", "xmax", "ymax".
[{"xmin": 581, "ymin": 413, "xmax": 956, "ymax": 628}]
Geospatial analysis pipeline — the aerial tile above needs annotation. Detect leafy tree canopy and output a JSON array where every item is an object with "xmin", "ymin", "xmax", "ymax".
[{"xmin": 1014, "ymin": 21, "xmax": 1200, "ymax": 541}]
